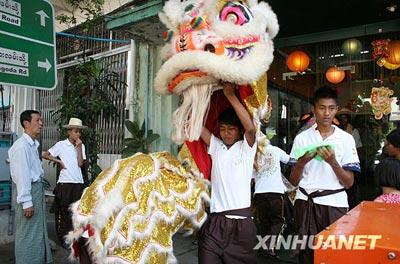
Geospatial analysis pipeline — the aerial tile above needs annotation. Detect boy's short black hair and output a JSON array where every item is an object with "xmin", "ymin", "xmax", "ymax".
[
  {"xmin": 375, "ymin": 157, "xmax": 400, "ymax": 190},
  {"xmin": 312, "ymin": 86, "xmax": 338, "ymax": 106},
  {"xmin": 386, "ymin": 129, "xmax": 400, "ymax": 148},
  {"xmin": 218, "ymin": 108, "xmax": 243, "ymax": 129},
  {"xmin": 20, "ymin": 110, "xmax": 40, "ymax": 128}
]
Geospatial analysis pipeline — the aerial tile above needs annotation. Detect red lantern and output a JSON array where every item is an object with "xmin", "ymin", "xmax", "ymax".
[
  {"xmin": 387, "ymin": 40, "xmax": 400, "ymax": 65},
  {"xmin": 326, "ymin": 67, "xmax": 345, "ymax": 84},
  {"xmin": 286, "ymin": 51, "xmax": 310, "ymax": 72}
]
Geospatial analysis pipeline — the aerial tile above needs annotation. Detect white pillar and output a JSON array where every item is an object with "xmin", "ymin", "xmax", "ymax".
[{"xmin": 10, "ymin": 86, "xmax": 37, "ymax": 137}]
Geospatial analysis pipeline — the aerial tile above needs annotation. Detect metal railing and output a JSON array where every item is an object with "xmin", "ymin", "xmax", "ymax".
[{"xmin": 56, "ymin": 19, "xmax": 131, "ymax": 64}]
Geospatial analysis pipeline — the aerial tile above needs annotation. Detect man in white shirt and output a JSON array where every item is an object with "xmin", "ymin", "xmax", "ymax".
[
  {"xmin": 253, "ymin": 144, "xmax": 294, "ymax": 257},
  {"xmin": 289, "ymin": 86, "xmax": 360, "ymax": 264},
  {"xmin": 42, "ymin": 117, "xmax": 87, "ymax": 247},
  {"xmin": 199, "ymin": 83, "xmax": 257, "ymax": 264},
  {"xmin": 8, "ymin": 110, "xmax": 53, "ymax": 264}
]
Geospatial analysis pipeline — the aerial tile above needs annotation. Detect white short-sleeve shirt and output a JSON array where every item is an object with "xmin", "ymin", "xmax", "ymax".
[
  {"xmin": 208, "ymin": 134, "xmax": 257, "ymax": 213},
  {"xmin": 49, "ymin": 139, "xmax": 86, "ymax": 184},
  {"xmin": 254, "ymin": 145, "xmax": 290, "ymax": 194},
  {"xmin": 352, "ymin": 128, "xmax": 363, "ymax": 149},
  {"xmin": 290, "ymin": 124, "xmax": 360, "ymax": 207}
]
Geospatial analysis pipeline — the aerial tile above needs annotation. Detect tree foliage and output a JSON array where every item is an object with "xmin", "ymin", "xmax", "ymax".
[
  {"xmin": 56, "ymin": 0, "xmax": 104, "ymax": 29},
  {"xmin": 122, "ymin": 121, "xmax": 160, "ymax": 158}
]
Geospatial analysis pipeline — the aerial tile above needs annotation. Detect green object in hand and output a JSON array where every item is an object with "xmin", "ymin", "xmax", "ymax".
[{"xmin": 294, "ymin": 142, "xmax": 335, "ymax": 161}]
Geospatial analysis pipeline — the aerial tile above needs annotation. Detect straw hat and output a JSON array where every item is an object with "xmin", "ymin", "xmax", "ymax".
[
  {"xmin": 63, "ymin": 118, "xmax": 87, "ymax": 129},
  {"xmin": 337, "ymin": 107, "xmax": 354, "ymax": 116}
]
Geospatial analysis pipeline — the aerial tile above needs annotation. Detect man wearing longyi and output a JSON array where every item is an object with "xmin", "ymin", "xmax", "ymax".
[{"xmin": 289, "ymin": 86, "xmax": 361, "ymax": 264}]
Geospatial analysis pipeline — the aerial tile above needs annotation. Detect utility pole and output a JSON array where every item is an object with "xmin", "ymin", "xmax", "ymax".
[{"xmin": 0, "ymin": 85, "xmax": 6, "ymax": 132}]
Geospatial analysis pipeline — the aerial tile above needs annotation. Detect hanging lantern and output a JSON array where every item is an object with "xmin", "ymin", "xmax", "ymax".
[
  {"xmin": 286, "ymin": 51, "xmax": 310, "ymax": 72},
  {"xmin": 325, "ymin": 67, "xmax": 345, "ymax": 84},
  {"xmin": 342, "ymin": 38, "xmax": 362, "ymax": 56},
  {"xmin": 381, "ymin": 58, "xmax": 400, "ymax": 70},
  {"xmin": 372, "ymin": 39, "xmax": 400, "ymax": 70},
  {"xmin": 386, "ymin": 40, "xmax": 400, "ymax": 65}
]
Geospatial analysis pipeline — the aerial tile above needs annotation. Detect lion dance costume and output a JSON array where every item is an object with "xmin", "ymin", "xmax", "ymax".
[{"xmin": 67, "ymin": 0, "xmax": 279, "ymax": 263}]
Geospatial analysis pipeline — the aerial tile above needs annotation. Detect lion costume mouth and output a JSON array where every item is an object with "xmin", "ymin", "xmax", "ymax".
[
  {"xmin": 155, "ymin": 43, "xmax": 272, "ymax": 95},
  {"xmin": 168, "ymin": 70, "xmax": 207, "ymax": 92},
  {"xmin": 155, "ymin": 42, "xmax": 270, "ymax": 147}
]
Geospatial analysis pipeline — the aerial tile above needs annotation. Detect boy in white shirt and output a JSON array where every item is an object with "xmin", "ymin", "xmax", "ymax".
[
  {"xmin": 42, "ymin": 118, "xmax": 87, "ymax": 247},
  {"xmin": 199, "ymin": 83, "xmax": 257, "ymax": 264},
  {"xmin": 289, "ymin": 86, "xmax": 360, "ymax": 264},
  {"xmin": 253, "ymin": 144, "xmax": 294, "ymax": 257}
]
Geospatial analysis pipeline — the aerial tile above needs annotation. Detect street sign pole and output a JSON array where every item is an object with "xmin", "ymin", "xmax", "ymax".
[{"xmin": 0, "ymin": 0, "xmax": 57, "ymax": 90}]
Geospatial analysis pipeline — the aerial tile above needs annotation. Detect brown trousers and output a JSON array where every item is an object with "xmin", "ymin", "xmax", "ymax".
[
  {"xmin": 54, "ymin": 183, "xmax": 84, "ymax": 242},
  {"xmin": 294, "ymin": 199, "xmax": 347, "ymax": 264},
  {"xmin": 253, "ymin": 193, "xmax": 285, "ymax": 250},
  {"xmin": 198, "ymin": 207, "xmax": 257, "ymax": 264}
]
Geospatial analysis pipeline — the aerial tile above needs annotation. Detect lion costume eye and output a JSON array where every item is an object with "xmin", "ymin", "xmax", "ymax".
[
  {"xmin": 163, "ymin": 30, "xmax": 174, "ymax": 43},
  {"xmin": 219, "ymin": 2, "xmax": 252, "ymax": 25}
]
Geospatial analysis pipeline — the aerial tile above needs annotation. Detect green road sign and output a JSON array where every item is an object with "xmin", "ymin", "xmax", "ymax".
[{"xmin": 0, "ymin": 0, "xmax": 56, "ymax": 90}]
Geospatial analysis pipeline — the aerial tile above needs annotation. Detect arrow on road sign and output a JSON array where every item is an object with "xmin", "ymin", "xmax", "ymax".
[
  {"xmin": 37, "ymin": 58, "xmax": 51, "ymax": 72},
  {"xmin": 35, "ymin": 10, "xmax": 49, "ymax": 27}
]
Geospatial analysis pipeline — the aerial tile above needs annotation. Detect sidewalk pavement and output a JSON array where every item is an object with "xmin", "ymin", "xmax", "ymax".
[
  {"xmin": 0, "ymin": 210, "xmax": 199, "ymax": 264},
  {"xmin": 0, "ymin": 206, "xmax": 296, "ymax": 264}
]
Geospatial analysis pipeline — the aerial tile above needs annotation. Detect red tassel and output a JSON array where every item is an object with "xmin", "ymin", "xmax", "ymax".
[
  {"xmin": 72, "ymin": 241, "xmax": 80, "ymax": 258},
  {"xmin": 84, "ymin": 224, "xmax": 95, "ymax": 237}
]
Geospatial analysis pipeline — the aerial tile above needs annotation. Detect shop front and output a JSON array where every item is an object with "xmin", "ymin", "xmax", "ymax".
[{"xmin": 264, "ymin": 3, "xmax": 400, "ymax": 203}]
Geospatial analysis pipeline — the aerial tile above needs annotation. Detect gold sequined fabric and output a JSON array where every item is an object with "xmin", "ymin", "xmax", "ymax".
[
  {"xmin": 242, "ymin": 74, "xmax": 274, "ymax": 173},
  {"xmin": 69, "ymin": 152, "xmax": 210, "ymax": 263}
]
